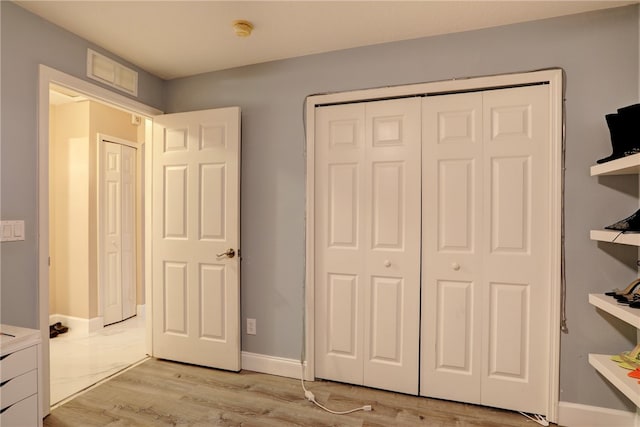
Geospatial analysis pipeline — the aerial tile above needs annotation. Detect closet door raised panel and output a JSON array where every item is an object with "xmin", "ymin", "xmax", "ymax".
[
  {"xmin": 480, "ymin": 85, "xmax": 550, "ymax": 414},
  {"xmin": 421, "ymin": 92, "xmax": 484, "ymax": 403}
]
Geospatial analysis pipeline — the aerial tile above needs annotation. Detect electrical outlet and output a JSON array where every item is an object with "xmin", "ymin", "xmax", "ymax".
[{"xmin": 247, "ymin": 318, "xmax": 256, "ymax": 335}]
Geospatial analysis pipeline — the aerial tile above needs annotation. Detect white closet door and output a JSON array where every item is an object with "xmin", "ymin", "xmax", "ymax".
[
  {"xmin": 363, "ymin": 99, "xmax": 421, "ymax": 393},
  {"xmin": 120, "ymin": 145, "xmax": 136, "ymax": 320},
  {"xmin": 480, "ymin": 85, "xmax": 550, "ymax": 414},
  {"xmin": 421, "ymin": 84, "xmax": 551, "ymax": 415},
  {"xmin": 315, "ymin": 103, "xmax": 366, "ymax": 386},
  {"xmin": 102, "ymin": 142, "xmax": 124, "ymax": 326},
  {"xmin": 101, "ymin": 141, "xmax": 137, "ymax": 326},
  {"xmin": 421, "ymin": 92, "xmax": 484, "ymax": 403},
  {"xmin": 315, "ymin": 98, "xmax": 421, "ymax": 394}
]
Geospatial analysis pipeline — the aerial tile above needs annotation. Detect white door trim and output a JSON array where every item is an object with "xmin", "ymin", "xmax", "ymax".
[
  {"xmin": 304, "ymin": 69, "xmax": 563, "ymax": 423},
  {"xmin": 37, "ymin": 65, "xmax": 162, "ymax": 415}
]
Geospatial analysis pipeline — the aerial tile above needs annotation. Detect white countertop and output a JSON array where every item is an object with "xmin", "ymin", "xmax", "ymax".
[{"xmin": 0, "ymin": 324, "xmax": 41, "ymax": 356}]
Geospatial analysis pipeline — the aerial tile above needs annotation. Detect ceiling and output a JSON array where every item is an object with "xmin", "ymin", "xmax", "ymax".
[{"xmin": 16, "ymin": 1, "xmax": 637, "ymax": 80}]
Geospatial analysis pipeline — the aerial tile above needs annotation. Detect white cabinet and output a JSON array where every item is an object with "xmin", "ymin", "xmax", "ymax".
[
  {"xmin": 0, "ymin": 324, "xmax": 42, "ymax": 427},
  {"xmin": 589, "ymin": 153, "xmax": 640, "ymax": 411}
]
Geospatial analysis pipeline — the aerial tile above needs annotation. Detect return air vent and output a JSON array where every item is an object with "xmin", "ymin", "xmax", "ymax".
[{"xmin": 87, "ymin": 49, "xmax": 138, "ymax": 96}]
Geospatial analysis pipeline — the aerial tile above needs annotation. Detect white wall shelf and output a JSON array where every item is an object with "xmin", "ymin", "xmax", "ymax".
[
  {"xmin": 590, "ymin": 149, "xmax": 640, "ymax": 416},
  {"xmin": 589, "ymin": 293, "xmax": 640, "ymax": 329},
  {"xmin": 589, "ymin": 354, "xmax": 640, "ymax": 407},
  {"xmin": 590, "ymin": 229, "xmax": 640, "ymax": 247},
  {"xmin": 591, "ymin": 153, "xmax": 640, "ymax": 176}
]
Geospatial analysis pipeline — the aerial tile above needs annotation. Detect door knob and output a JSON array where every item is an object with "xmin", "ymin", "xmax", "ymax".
[
  {"xmin": 216, "ymin": 248, "xmax": 236, "ymax": 258},
  {"xmin": 384, "ymin": 260, "xmax": 392, "ymax": 268},
  {"xmin": 451, "ymin": 262, "xmax": 461, "ymax": 271}
]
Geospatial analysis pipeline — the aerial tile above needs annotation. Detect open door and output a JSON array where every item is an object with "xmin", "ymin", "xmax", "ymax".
[{"xmin": 151, "ymin": 107, "xmax": 241, "ymax": 371}]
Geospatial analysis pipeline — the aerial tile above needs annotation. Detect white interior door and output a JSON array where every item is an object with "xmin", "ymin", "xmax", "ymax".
[
  {"xmin": 152, "ymin": 107, "xmax": 241, "ymax": 371},
  {"xmin": 100, "ymin": 140, "xmax": 137, "ymax": 326},
  {"xmin": 315, "ymin": 98, "xmax": 421, "ymax": 394},
  {"xmin": 421, "ymin": 84, "xmax": 551, "ymax": 415}
]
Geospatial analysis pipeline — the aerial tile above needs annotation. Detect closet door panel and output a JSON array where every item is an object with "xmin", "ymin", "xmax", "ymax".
[
  {"xmin": 481, "ymin": 85, "xmax": 550, "ymax": 414},
  {"xmin": 315, "ymin": 104, "xmax": 366, "ymax": 384},
  {"xmin": 364, "ymin": 98, "xmax": 421, "ymax": 395},
  {"xmin": 438, "ymin": 159, "xmax": 475, "ymax": 251},
  {"xmin": 421, "ymin": 92, "xmax": 483, "ymax": 402},
  {"xmin": 488, "ymin": 282, "xmax": 529, "ymax": 378},
  {"xmin": 435, "ymin": 279, "xmax": 475, "ymax": 371}
]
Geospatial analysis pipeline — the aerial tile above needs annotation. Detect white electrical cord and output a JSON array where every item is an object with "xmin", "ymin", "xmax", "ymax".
[
  {"xmin": 300, "ymin": 363, "xmax": 372, "ymax": 415},
  {"xmin": 518, "ymin": 411, "xmax": 549, "ymax": 426}
]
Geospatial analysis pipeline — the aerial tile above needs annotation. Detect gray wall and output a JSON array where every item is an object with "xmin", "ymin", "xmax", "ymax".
[
  {"xmin": 165, "ymin": 6, "xmax": 640, "ymax": 411},
  {"xmin": 2, "ymin": 0, "xmax": 640, "ymax": 413},
  {"xmin": 0, "ymin": 2, "xmax": 164, "ymax": 327}
]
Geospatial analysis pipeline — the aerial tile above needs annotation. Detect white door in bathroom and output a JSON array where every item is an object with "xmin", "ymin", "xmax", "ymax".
[
  {"xmin": 100, "ymin": 138, "xmax": 137, "ymax": 326},
  {"xmin": 152, "ymin": 107, "xmax": 241, "ymax": 371}
]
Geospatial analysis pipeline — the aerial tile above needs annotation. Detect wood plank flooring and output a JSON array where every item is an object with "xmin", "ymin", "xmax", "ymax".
[{"xmin": 44, "ymin": 358, "xmax": 555, "ymax": 426}]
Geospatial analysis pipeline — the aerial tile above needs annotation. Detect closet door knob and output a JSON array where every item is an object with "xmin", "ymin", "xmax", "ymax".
[
  {"xmin": 384, "ymin": 260, "xmax": 391, "ymax": 268},
  {"xmin": 451, "ymin": 262, "xmax": 461, "ymax": 271}
]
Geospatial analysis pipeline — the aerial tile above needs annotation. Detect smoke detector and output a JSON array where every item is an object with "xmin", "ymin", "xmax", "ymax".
[{"xmin": 232, "ymin": 20, "xmax": 254, "ymax": 37}]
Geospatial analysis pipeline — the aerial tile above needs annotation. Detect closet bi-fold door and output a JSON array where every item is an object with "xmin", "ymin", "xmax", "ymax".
[
  {"xmin": 315, "ymin": 98, "xmax": 421, "ymax": 394},
  {"xmin": 421, "ymin": 85, "xmax": 551, "ymax": 415},
  {"xmin": 421, "ymin": 92, "xmax": 484, "ymax": 404}
]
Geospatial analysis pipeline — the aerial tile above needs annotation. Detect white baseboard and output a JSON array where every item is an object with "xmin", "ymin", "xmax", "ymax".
[
  {"xmin": 558, "ymin": 401, "xmax": 635, "ymax": 427},
  {"xmin": 241, "ymin": 351, "xmax": 304, "ymax": 380},
  {"xmin": 49, "ymin": 314, "xmax": 103, "ymax": 336},
  {"xmin": 136, "ymin": 304, "xmax": 145, "ymax": 318}
]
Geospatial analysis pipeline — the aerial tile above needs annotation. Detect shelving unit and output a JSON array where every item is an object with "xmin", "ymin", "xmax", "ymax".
[{"xmin": 590, "ymin": 153, "xmax": 640, "ymax": 420}]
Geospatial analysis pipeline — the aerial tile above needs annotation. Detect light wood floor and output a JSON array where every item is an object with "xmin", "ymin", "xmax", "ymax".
[{"xmin": 44, "ymin": 358, "xmax": 556, "ymax": 426}]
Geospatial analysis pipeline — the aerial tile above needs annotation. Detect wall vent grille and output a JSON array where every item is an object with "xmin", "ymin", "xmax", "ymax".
[{"xmin": 87, "ymin": 49, "xmax": 138, "ymax": 96}]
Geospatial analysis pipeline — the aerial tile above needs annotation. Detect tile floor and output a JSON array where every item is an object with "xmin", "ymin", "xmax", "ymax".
[{"xmin": 49, "ymin": 315, "xmax": 148, "ymax": 406}]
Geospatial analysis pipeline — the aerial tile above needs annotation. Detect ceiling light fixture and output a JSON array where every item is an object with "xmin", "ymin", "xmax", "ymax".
[{"xmin": 232, "ymin": 20, "xmax": 254, "ymax": 37}]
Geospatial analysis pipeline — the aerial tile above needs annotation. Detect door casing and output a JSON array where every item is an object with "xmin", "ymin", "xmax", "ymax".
[{"xmin": 304, "ymin": 69, "xmax": 563, "ymax": 423}]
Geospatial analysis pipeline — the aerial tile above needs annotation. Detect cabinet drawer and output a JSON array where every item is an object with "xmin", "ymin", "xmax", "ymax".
[
  {"xmin": 0, "ymin": 394, "xmax": 38, "ymax": 427},
  {"xmin": 0, "ymin": 346, "xmax": 37, "ymax": 382},
  {"xmin": 0, "ymin": 369, "xmax": 37, "ymax": 410}
]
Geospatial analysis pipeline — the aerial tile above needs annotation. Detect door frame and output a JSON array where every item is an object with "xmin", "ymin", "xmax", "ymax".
[
  {"xmin": 304, "ymin": 69, "xmax": 564, "ymax": 422},
  {"xmin": 38, "ymin": 65, "xmax": 162, "ymax": 414}
]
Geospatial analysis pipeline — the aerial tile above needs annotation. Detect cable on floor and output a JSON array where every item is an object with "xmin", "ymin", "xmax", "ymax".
[
  {"xmin": 299, "ymin": 362, "xmax": 372, "ymax": 415},
  {"xmin": 519, "ymin": 411, "xmax": 549, "ymax": 426}
]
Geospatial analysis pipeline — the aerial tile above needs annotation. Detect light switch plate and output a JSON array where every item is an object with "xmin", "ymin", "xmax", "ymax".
[{"xmin": 0, "ymin": 220, "xmax": 25, "ymax": 242}]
